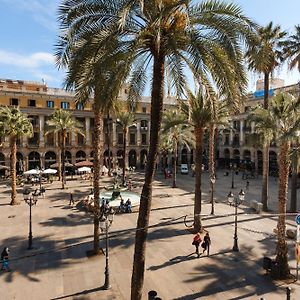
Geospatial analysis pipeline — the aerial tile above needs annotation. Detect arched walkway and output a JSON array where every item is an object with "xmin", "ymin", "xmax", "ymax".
[
  {"xmin": 28, "ymin": 151, "xmax": 40, "ymax": 169},
  {"xmin": 117, "ymin": 150, "xmax": 124, "ymax": 168},
  {"xmin": 76, "ymin": 150, "xmax": 86, "ymax": 162},
  {"xmin": 140, "ymin": 149, "xmax": 147, "ymax": 170},
  {"xmin": 129, "ymin": 149, "xmax": 137, "ymax": 168},
  {"xmin": 45, "ymin": 151, "xmax": 56, "ymax": 169}
]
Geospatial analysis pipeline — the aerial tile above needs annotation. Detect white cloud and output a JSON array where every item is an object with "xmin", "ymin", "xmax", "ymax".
[
  {"xmin": 0, "ymin": 50, "xmax": 55, "ymax": 68},
  {"xmin": 0, "ymin": 0, "xmax": 59, "ymax": 31}
]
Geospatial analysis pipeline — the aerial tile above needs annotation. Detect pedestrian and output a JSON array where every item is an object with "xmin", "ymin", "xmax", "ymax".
[
  {"xmin": 192, "ymin": 232, "xmax": 202, "ymax": 258},
  {"xmin": 1, "ymin": 247, "xmax": 10, "ymax": 271},
  {"xmin": 69, "ymin": 192, "xmax": 75, "ymax": 205},
  {"xmin": 246, "ymin": 180, "xmax": 249, "ymax": 190},
  {"xmin": 202, "ymin": 232, "xmax": 211, "ymax": 256}
]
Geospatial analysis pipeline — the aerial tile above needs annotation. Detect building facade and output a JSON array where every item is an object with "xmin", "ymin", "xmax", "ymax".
[{"xmin": 0, "ymin": 79, "xmax": 177, "ymax": 173}]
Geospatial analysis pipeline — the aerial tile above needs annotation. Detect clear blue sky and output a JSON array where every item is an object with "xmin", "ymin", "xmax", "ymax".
[{"xmin": 0, "ymin": 0, "xmax": 299, "ymax": 92}]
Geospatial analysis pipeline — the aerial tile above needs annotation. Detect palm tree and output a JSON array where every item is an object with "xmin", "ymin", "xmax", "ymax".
[
  {"xmin": 46, "ymin": 109, "xmax": 83, "ymax": 189},
  {"xmin": 161, "ymin": 110, "xmax": 194, "ymax": 188},
  {"xmin": 116, "ymin": 108, "xmax": 136, "ymax": 185},
  {"xmin": 281, "ymin": 25, "xmax": 300, "ymax": 72},
  {"xmin": 246, "ymin": 22, "xmax": 287, "ymax": 211},
  {"xmin": 56, "ymin": 1, "xmax": 256, "ymax": 298},
  {"xmin": 208, "ymin": 99, "xmax": 228, "ymax": 215},
  {"xmin": 180, "ymin": 88, "xmax": 213, "ymax": 231},
  {"xmin": 250, "ymin": 92, "xmax": 300, "ymax": 278},
  {"xmin": 159, "ymin": 135, "xmax": 172, "ymax": 174},
  {"xmin": 0, "ymin": 107, "xmax": 33, "ymax": 205}
]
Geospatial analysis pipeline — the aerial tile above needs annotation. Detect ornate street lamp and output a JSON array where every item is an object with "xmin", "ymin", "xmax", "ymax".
[
  {"xmin": 228, "ymin": 189, "xmax": 245, "ymax": 252},
  {"xmin": 23, "ymin": 189, "xmax": 39, "ymax": 250},
  {"xmin": 229, "ymin": 163, "xmax": 237, "ymax": 189},
  {"xmin": 99, "ymin": 207, "xmax": 115, "ymax": 289}
]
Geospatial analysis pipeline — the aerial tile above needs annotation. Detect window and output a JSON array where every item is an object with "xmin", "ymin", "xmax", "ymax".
[
  {"xmin": 141, "ymin": 120, "xmax": 148, "ymax": 129},
  {"xmin": 10, "ymin": 98, "xmax": 19, "ymax": 106},
  {"xmin": 47, "ymin": 101, "xmax": 54, "ymax": 108},
  {"xmin": 77, "ymin": 134, "xmax": 85, "ymax": 146},
  {"xmin": 28, "ymin": 99, "xmax": 36, "ymax": 107},
  {"xmin": 61, "ymin": 102, "xmax": 70, "ymax": 109},
  {"xmin": 76, "ymin": 102, "xmax": 84, "ymax": 110},
  {"xmin": 118, "ymin": 133, "xmax": 123, "ymax": 145},
  {"xmin": 142, "ymin": 133, "xmax": 147, "ymax": 145},
  {"xmin": 130, "ymin": 133, "xmax": 136, "ymax": 145},
  {"xmin": 28, "ymin": 132, "xmax": 39, "ymax": 146},
  {"xmin": 142, "ymin": 107, "xmax": 147, "ymax": 113}
]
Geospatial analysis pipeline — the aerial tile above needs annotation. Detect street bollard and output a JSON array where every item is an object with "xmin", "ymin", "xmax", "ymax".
[
  {"xmin": 155, "ymin": 298, "xmax": 162, "ymax": 300},
  {"xmin": 148, "ymin": 290, "xmax": 157, "ymax": 300},
  {"xmin": 286, "ymin": 287, "xmax": 291, "ymax": 300}
]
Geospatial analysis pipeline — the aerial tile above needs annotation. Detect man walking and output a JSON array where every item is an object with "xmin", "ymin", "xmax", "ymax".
[{"xmin": 69, "ymin": 192, "xmax": 75, "ymax": 205}]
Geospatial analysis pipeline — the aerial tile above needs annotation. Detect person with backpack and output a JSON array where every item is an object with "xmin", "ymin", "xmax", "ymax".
[
  {"xmin": 192, "ymin": 233, "xmax": 202, "ymax": 258},
  {"xmin": 202, "ymin": 232, "xmax": 211, "ymax": 256},
  {"xmin": 1, "ymin": 247, "xmax": 10, "ymax": 271}
]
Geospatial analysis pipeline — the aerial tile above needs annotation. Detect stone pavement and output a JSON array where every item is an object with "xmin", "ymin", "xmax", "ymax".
[{"xmin": 0, "ymin": 170, "xmax": 299, "ymax": 300}]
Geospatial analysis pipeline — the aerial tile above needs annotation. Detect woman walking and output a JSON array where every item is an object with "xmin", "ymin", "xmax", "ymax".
[
  {"xmin": 202, "ymin": 232, "xmax": 211, "ymax": 256},
  {"xmin": 192, "ymin": 233, "xmax": 202, "ymax": 258}
]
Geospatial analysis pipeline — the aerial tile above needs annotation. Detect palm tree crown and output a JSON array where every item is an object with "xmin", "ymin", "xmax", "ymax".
[{"xmin": 0, "ymin": 106, "xmax": 33, "ymax": 205}]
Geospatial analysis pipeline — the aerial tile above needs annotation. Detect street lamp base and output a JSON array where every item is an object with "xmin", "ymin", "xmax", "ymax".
[
  {"xmin": 232, "ymin": 245, "xmax": 239, "ymax": 252},
  {"xmin": 103, "ymin": 284, "xmax": 111, "ymax": 290}
]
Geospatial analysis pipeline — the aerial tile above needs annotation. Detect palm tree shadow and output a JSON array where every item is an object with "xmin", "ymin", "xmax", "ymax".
[
  {"xmin": 50, "ymin": 286, "xmax": 107, "ymax": 299},
  {"xmin": 148, "ymin": 250, "xmax": 232, "ymax": 271}
]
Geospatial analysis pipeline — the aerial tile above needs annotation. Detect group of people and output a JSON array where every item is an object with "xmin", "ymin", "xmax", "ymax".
[
  {"xmin": 192, "ymin": 232, "xmax": 211, "ymax": 258},
  {"xmin": 119, "ymin": 198, "xmax": 132, "ymax": 213}
]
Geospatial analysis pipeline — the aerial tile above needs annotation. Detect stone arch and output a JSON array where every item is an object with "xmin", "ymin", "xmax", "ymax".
[
  {"xmin": 76, "ymin": 150, "xmax": 86, "ymax": 162},
  {"xmin": 28, "ymin": 151, "xmax": 40, "ymax": 169},
  {"xmin": 181, "ymin": 148, "xmax": 188, "ymax": 164},
  {"xmin": 140, "ymin": 149, "xmax": 148, "ymax": 170},
  {"xmin": 45, "ymin": 151, "xmax": 57, "ymax": 169},
  {"xmin": 224, "ymin": 148, "xmax": 230, "ymax": 159},
  {"xmin": 269, "ymin": 151, "xmax": 278, "ymax": 173},
  {"xmin": 117, "ymin": 150, "xmax": 124, "ymax": 168},
  {"xmin": 129, "ymin": 149, "xmax": 137, "ymax": 168},
  {"xmin": 243, "ymin": 149, "xmax": 251, "ymax": 161}
]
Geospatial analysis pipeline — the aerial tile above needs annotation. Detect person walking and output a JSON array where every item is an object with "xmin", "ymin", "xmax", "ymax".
[
  {"xmin": 192, "ymin": 233, "xmax": 202, "ymax": 258},
  {"xmin": 202, "ymin": 232, "xmax": 211, "ymax": 256},
  {"xmin": 246, "ymin": 180, "xmax": 249, "ymax": 190},
  {"xmin": 69, "ymin": 192, "xmax": 75, "ymax": 205},
  {"xmin": 1, "ymin": 247, "xmax": 10, "ymax": 271}
]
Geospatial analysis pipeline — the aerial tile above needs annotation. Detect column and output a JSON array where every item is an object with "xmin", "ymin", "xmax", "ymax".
[
  {"xmin": 71, "ymin": 117, "xmax": 76, "ymax": 146},
  {"xmin": 136, "ymin": 121, "xmax": 141, "ymax": 146},
  {"xmin": 112, "ymin": 122, "xmax": 117, "ymax": 146},
  {"xmin": 85, "ymin": 117, "xmax": 90, "ymax": 145},
  {"xmin": 39, "ymin": 115, "xmax": 45, "ymax": 147},
  {"xmin": 239, "ymin": 120, "xmax": 244, "ymax": 146},
  {"xmin": 251, "ymin": 121, "xmax": 255, "ymax": 133},
  {"xmin": 229, "ymin": 121, "xmax": 233, "ymax": 145}
]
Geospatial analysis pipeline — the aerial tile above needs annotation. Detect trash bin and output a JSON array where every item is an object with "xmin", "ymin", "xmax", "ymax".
[
  {"xmin": 148, "ymin": 290, "xmax": 157, "ymax": 300},
  {"xmin": 263, "ymin": 257, "xmax": 272, "ymax": 271}
]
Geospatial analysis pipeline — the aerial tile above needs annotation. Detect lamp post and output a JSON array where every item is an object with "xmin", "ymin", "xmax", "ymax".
[
  {"xmin": 227, "ymin": 189, "xmax": 245, "ymax": 252},
  {"xmin": 99, "ymin": 207, "xmax": 115, "ymax": 290},
  {"xmin": 210, "ymin": 176, "xmax": 216, "ymax": 215},
  {"xmin": 23, "ymin": 189, "xmax": 39, "ymax": 250},
  {"xmin": 230, "ymin": 163, "xmax": 237, "ymax": 189}
]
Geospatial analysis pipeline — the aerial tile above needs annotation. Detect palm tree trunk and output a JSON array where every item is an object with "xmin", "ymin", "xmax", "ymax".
[
  {"xmin": 122, "ymin": 128, "xmax": 127, "ymax": 185},
  {"xmin": 262, "ymin": 145, "xmax": 269, "ymax": 211},
  {"xmin": 262, "ymin": 72, "xmax": 270, "ymax": 211},
  {"xmin": 209, "ymin": 124, "xmax": 215, "ymax": 214},
  {"xmin": 290, "ymin": 149, "xmax": 297, "ymax": 212},
  {"xmin": 10, "ymin": 135, "xmax": 19, "ymax": 205},
  {"xmin": 194, "ymin": 126, "xmax": 204, "ymax": 232},
  {"xmin": 275, "ymin": 142, "xmax": 290, "ymax": 278},
  {"xmin": 92, "ymin": 105, "xmax": 102, "ymax": 254},
  {"xmin": 254, "ymin": 148, "xmax": 258, "ymax": 178},
  {"xmin": 107, "ymin": 113, "xmax": 112, "ymax": 176},
  {"xmin": 172, "ymin": 141, "xmax": 177, "ymax": 188},
  {"xmin": 131, "ymin": 52, "xmax": 165, "ymax": 300},
  {"xmin": 61, "ymin": 130, "xmax": 66, "ymax": 189}
]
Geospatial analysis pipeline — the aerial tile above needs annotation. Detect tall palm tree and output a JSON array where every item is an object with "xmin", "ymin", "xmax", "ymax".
[
  {"xmin": 116, "ymin": 108, "xmax": 136, "ymax": 185},
  {"xmin": 0, "ymin": 107, "xmax": 33, "ymax": 205},
  {"xmin": 246, "ymin": 22, "xmax": 287, "ymax": 211},
  {"xmin": 250, "ymin": 92, "xmax": 300, "ymax": 278},
  {"xmin": 46, "ymin": 109, "xmax": 83, "ymax": 189},
  {"xmin": 208, "ymin": 99, "xmax": 228, "ymax": 215},
  {"xmin": 161, "ymin": 110, "xmax": 194, "ymax": 188},
  {"xmin": 281, "ymin": 25, "xmax": 300, "ymax": 72},
  {"xmin": 180, "ymin": 88, "xmax": 214, "ymax": 231},
  {"xmin": 56, "ymin": 1, "xmax": 256, "ymax": 298}
]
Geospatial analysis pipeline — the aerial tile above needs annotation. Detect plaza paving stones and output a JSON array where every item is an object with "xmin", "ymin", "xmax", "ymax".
[{"xmin": 1, "ymin": 171, "xmax": 300, "ymax": 299}]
